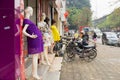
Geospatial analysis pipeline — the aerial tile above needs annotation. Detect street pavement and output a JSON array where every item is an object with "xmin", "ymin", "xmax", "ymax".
[{"xmin": 60, "ymin": 38, "xmax": 120, "ymax": 80}]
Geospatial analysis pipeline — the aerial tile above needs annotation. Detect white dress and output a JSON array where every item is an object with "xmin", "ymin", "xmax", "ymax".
[{"xmin": 38, "ymin": 21, "xmax": 51, "ymax": 47}]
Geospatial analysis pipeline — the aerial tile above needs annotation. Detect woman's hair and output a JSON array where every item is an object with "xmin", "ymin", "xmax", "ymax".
[
  {"xmin": 44, "ymin": 17, "xmax": 49, "ymax": 25},
  {"xmin": 51, "ymin": 19, "xmax": 56, "ymax": 25}
]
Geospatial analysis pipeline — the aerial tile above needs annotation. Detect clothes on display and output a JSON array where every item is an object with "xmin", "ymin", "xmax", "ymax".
[
  {"xmin": 23, "ymin": 19, "xmax": 44, "ymax": 54},
  {"xmin": 38, "ymin": 21, "xmax": 51, "ymax": 47},
  {"xmin": 51, "ymin": 25, "xmax": 60, "ymax": 42}
]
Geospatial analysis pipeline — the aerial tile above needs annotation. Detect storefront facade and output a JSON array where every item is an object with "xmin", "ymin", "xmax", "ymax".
[{"xmin": 0, "ymin": 0, "xmax": 66, "ymax": 79}]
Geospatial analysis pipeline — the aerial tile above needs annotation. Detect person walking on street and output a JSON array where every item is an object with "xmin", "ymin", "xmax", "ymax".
[{"xmin": 92, "ymin": 31, "xmax": 97, "ymax": 46}]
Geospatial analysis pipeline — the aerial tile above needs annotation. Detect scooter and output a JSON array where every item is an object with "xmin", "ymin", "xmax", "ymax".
[{"xmin": 64, "ymin": 38, "xmax": 97, "ymax": 62}]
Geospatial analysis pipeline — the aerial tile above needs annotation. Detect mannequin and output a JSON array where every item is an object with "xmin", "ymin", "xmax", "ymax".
[
  {"xmin": 38, "ymin": 13, "xmax": 51, "ymax": 65},
  {"xmin": 44, "ymin": 17, "xmax": 54, "ymax": 54},
  {"xmin": 51, "ymin": 19, "xmax": 61, "ymax": 56},
  {"xmin": 23, "ymin": 7, "xmax": 43, "ymax": 80},
  {"xmin": 51, "ymin": 19, "xmax": 60, "ymax": 42}
]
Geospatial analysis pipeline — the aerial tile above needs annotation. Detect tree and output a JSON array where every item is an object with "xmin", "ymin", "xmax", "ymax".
[
  {"xmin": 67, "ymin": 7, "xmax": 92, "ymax": 29},
  {"xmin": 96, "ymin": 7, "xmax": 120, "ymax": 30},
  {"xmin": 66, "ymin": 0, "xmax": 92, "ymax": 29},
  {"xmin": 67, "ymin": 7, "xmax": 81, "ymax": 29},
  {"xmin": 107, "ymin": 8, "xmax": 120, "ymax": 28},
  {"xmin": 79, "ymin": 7, "xmax": 92, "ymax": 26}
]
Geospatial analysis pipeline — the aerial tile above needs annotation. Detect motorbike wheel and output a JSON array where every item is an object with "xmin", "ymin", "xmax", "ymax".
[
  {"xmin": 68, "ymin": 52, "xmax": 75, "ymax": 61},
  {"xmin": 88, "ymin": 49, "xmax": 97, "ymax": 59},
  {"xmin": 63, "ymin": 50, "xmax": 75, "ymax": 62},
  {"xmin": 66, "ymin": 46, "xmax": 75, "ymax": 58}
]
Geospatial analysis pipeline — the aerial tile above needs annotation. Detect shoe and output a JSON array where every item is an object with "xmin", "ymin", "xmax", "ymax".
[
  {"xmin": 38, "ymin": 59, "xmax": 40, "ymax": 64},
  {"xmin": 55, "ymin": 54, "xmax": 59, "ymax": 57}
]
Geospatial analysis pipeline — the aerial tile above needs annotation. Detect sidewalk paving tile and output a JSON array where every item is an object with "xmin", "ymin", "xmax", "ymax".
[{"xmin": 25, "ymin": 54, "xmax": 63, "ymax": 80}]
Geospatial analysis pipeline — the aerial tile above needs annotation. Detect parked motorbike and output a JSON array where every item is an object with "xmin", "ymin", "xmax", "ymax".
[
  {"xmin": 53, "ymin": 36, "xmax": 67, "ymax": 57},
  {"xmin": 64, "ymin": 38, "xmax": 97, "ymax": 62}
]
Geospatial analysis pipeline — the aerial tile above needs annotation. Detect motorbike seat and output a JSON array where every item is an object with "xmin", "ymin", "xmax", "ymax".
[{"xmin": 83, "ymin": 45, "xmax": 95, "ymax": 49}]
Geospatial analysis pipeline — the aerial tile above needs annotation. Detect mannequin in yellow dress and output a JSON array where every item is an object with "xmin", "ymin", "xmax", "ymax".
[
  {"xmin": 51, "ymin": 19, "xmax": 60, "ymax": 42},
  {"xmin": 50, "ymin": 19, "xmax": 61, "ymax": 56}
]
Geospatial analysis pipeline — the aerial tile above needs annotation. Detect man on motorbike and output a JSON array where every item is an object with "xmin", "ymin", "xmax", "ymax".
[{"xmin": 80, "ymin": 31, "xmax": 89, "ymax": 46}]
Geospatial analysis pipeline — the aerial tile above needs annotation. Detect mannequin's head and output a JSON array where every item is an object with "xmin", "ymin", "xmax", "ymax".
[
  {"xmin": 25, "ymin": 6, "xmax": 33, "ymax": 16},
  {"xmin": 40, "ymin": 13, "xmax": 46, "ymax": 21}
]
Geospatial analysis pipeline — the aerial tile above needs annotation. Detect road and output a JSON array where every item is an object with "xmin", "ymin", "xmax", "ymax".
[{"xmin": 60, "ymin": 39, "xmax": 120, "ymax": 80}]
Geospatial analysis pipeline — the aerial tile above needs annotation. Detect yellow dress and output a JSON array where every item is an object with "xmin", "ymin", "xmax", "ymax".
[{"xmin": 51, "ymin": 25, "xmax": 60, "ymax": 42}]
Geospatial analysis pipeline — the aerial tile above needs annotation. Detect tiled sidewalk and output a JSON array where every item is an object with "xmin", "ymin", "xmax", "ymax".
[{"xmin": 25, "ymin": 54, "xmax": 63, "ymax": 80}]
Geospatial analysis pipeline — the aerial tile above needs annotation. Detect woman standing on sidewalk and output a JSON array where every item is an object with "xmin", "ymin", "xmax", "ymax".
[{"xmin": 22, "ymin": 7, "xmax": 43, "ymax": 80}]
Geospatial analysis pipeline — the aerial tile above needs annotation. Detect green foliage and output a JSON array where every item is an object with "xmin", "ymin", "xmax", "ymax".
[
  {"xmin": 67, "ymin": 0, "xmax": 92, "ymax": 29},
  {"xmin": 79, "ymin": 7, "xmax": 92, "ymax": 26},
  {"xmin": 67, "ymin": 7, "xmax": 81, "ymax": 27},
  {"xmin": 107, "ymin": 8, "xmax": 120, "ymax": 27},
  {"xmin": 96, "ymin": 8, "xmax": 120, "ymax": 28}
]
